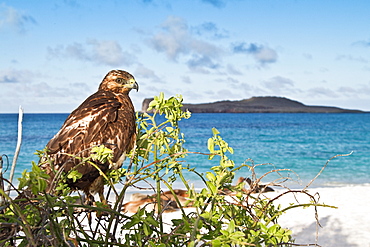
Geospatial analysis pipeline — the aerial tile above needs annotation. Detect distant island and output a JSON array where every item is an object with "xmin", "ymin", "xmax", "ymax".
[{"xmin": 141, "ymin": 96, "xmax": 366, "ymax": 113}]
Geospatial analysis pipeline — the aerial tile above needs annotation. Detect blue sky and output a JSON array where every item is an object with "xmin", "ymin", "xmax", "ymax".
[{"xmin": 1, "ymin": 0, "xmax": 370, "ymax": 113}]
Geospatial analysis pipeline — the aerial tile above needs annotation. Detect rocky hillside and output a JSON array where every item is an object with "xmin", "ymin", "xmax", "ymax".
[{"xmin": 141, "ymin": 96, "xmax": 365, "ymax": 113}]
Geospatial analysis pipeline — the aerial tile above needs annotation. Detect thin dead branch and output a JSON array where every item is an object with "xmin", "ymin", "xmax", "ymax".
[{"xmin": 7, "ymin": 106, "xmax": 23, "ymax": 195}]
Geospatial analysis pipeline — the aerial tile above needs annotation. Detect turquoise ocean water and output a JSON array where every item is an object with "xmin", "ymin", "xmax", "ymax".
[{"xmin": 1, "ymin": 113, "xmax": 369, "ymax": 189}]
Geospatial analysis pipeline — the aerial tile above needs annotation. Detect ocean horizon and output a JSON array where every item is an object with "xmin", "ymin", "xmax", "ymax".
[{"xmin": 1, "ymin": 112, "xmax": 369, "ymax": 190}]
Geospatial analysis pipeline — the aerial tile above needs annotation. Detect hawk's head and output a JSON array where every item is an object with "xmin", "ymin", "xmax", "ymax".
[{"xmin": 99, "ymin": 70, "xmax": 139, "ymax": 94}]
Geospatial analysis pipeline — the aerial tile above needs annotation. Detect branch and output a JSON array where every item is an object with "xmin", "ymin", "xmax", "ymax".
[
  {"xmin": 303, "ymin": 152, "xmax": 353, "ymax": 190},
  {"xmin": 7, "ymin": 106, "xmax": 23, "ymax": 195}
]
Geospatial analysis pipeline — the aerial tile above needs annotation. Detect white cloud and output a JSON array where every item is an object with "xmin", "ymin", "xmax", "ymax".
[
  {"xmin": 253, "ymin": 47, "xmax": 278, "ymax": 64},
  {"xmin": 134, "ymin": 65, "xmax": 164, "ymax": 83},
  {"xmin": 150, "ymin": 16, "xmax": 189, "ymax": 61},
  {"xmin": 0, "ymin": 3, "xmax": 36, "ymax": 33},
  {"xmin": 149, "ymin": 16, "xmax": 223, "ymax": 72},
  {"xmin": 64, "ymin": 42, "xmax": 90, "ymax": 60},
  {"xmin": 306, "ymin": 87, "xmax": 339, "ymax": 98},
  {"xmin": 261, "ymin": 76, "xmax": 296, "ymax": 94},
  {"xmin": 214, "ymin": 89, "xmax": 241, "ymax": 100},
  {"xmin": 0, "ymin": 68, "xmax": 38, "ymax": 83},
  {"xmin": 0, "ymin": 80, "xmax": 95, "ymax": 113},
  {"xmin": 88, "ymin": 39, "xmax": 134, "ymax": 66},
  {"xmin": 336, "ymin": 54, "xmax": 369, "ymax": 64},
  {"xmin": 232, "ymin": 42, "xmax": 278, "ymax": 65},
  {"xmin": 182, "ymin": 76, "xmax": 192, "ymax": 84},
  {"xmin": 215, "ymin": 76, "xmax": 239, "ymax": 85},
  {"xmin": 192, "ymin": 22, "xmax": 229, "ymax": 39},
  {"xmin": 47, "ymin": 39, "xmax": 136, "ymax": 66},
  {"xmin": 226, "ymin": 64, "xmax": 243, "ymax": 75},
  {"xmin": 187, "ymin": 54, "xmax": 220, "ymax": 71},
  {"xmin": 303, "ymin": 53, "xmax": 313, "ymax": 60},
  {"xmin": 181, "ymin": 90, "xmax": 204, "ymax": 101},
  {"xmin": 337, "ymin": 83, "xmax": 370, "ymax": 96}
]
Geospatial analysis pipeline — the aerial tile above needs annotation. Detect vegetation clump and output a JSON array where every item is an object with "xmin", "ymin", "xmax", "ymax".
[{"xmin": 0, "ymin": 93, "xmax": 334, "ymax": 246}]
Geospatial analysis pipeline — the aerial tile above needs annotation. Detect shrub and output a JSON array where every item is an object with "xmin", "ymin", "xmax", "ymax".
[{"xmin": 0, "ymin": 93, "xmax": 334, "ymax": 246}]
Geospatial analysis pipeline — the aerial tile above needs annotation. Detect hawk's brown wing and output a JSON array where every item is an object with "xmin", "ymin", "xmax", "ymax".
[{"xmin": 45, "ymin": 90, "xmax": 136, "ymax": 188}]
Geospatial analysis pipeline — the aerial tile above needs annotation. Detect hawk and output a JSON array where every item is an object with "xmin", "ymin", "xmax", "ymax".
[{"xmin": 40, "ymin": 70, "xmax": 138, "ymax": 203}]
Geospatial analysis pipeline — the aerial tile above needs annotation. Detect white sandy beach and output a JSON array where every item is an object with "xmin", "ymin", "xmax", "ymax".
[
  {"xmin": 148, "ymin": 184, "xmax": 370, "ymax": 247},
  {"xmin": 271, "ymin": 184, "xmax": 370, "ymax": 247},
  {"xmin": 72, "ymin": 184, "xmax": 370, "ymax": 246}
]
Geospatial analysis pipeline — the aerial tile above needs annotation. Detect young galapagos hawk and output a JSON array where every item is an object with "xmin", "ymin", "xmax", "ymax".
[{"xmin": 40, "ymin": 70, "xmax": 138, "ymax": 203}]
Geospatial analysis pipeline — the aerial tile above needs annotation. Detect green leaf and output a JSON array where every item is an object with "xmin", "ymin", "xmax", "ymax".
[
  {"xmin": 226, "ymin": 220, "xmax": 235, "ymax": 233},
  {"xmin": 268, "ymin": 224, "xmax": 278, "ymax": 234},
  {"xmin": 207, "ymin": 138, "xmax": 214, "ymax": 153},
  {"xmin": 211, "ymin": 239, "xmax": 222, "ymax": 247},
  {"xmin": 212, "ymin": 127, "xmax": 220, "ymax": 135},
  {"xmin": 165, "ymin": 126, "xmax": 174, "ymax": 133},
  {"xmin": 206, "ymin": 172, "xmax": 216, "ymax": 182},
  {"xmin": 206, "ymin": 181, "xmax": 217, "ymax": 194},
  {"xmin": 37, "ymin": 178, "xmax": 47, "ymax": 192},
  {"xmin": 91, "ymin": 145, "xmax": 113, "ymax": 163},
  {"xmin": 31, "ymin": 163, "xmax": 42, "ymax": 174},
  {"xmin": 67, "ymin": 170, "xmax": 83, "ymax": 182},
  {"xmin": 146, "ymin": 215, "xmax": 159, "ymax": 227}
]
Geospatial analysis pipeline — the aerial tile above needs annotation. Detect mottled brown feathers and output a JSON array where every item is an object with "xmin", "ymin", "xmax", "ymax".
[{"xmin": 40, "ymin": 70, "xmax": 138, "ymax": 199}]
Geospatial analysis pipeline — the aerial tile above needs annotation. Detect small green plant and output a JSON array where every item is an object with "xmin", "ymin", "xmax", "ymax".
[
  {"xmin": 0, "ymin": 93, "xmax": 336, "ymax": 246},
  {"xmin": 18, "ymin": 162, "xmax": 50, "ymax": 195}
]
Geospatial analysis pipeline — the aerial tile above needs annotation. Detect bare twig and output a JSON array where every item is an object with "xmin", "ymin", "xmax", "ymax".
[
  {"xmin": 303, "ymin": 152, "xmax": 353, "ymax": 190},
  {"xmin": 7, "ymin": 106, "xmax": 24, "ymax": 195},
  {"xmin": 0, "ymin": 155, "xmax": 4, "ymax": 204}
]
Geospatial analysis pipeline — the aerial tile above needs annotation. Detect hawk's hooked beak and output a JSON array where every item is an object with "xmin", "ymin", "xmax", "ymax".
[
  {"xmin": 125, "ymin": 79, "xmax": 139, "ymax": 92},
  {"xmin": 133, "ymin": 81, "xmax": 139, "ymax": 92}
]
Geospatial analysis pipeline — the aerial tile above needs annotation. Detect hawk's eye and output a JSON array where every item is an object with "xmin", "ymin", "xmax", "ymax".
[{"xmin": 115, "ymin": 78, "xmax": 123, "ymax": 83}]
